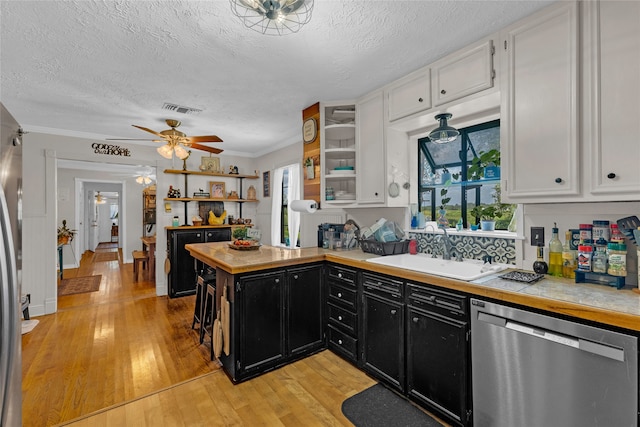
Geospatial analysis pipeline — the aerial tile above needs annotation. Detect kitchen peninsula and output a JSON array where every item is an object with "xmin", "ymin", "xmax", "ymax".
[{"xmin": 187, "ymin": 242, "xmax": 640, "ymax": 426}]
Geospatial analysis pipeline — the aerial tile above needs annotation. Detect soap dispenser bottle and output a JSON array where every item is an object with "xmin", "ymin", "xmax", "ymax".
[{"xmin": 533, "ymin": 245, "xmax": 549, "ymax": 274}]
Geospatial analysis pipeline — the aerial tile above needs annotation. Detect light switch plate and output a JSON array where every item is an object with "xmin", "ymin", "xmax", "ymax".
[{"xmin": 531, "ymin": 227, "xmax": 545, "ymax": 246}]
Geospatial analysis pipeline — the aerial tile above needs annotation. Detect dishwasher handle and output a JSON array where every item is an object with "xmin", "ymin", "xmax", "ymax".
[{"xmin": 477, "ymin": 312, "xmax": 625, "ymax": 362}]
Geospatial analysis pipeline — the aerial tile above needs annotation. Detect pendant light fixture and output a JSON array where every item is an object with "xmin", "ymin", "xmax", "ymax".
[
  {"xmin": 428, "ymin": 113, "xmax": 459, "ymax": 144},
  {"xmin": 230, "ymin": 0, "xmax": 314, "ymax": 35},
  {"xmin": 95, "ymin": 192, "xmax": 106, "ymax": 204}
]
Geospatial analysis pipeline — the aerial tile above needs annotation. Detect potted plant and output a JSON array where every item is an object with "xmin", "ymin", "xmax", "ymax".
[
  {"xmin": 437, "ymin": 187, "xmax": 451, "ymax": 229},
  {"xmin": 467, "ymin": 149, "xmax": 501, "ymax": 181},
  {"xmin": 57, "ymin": 219, "xmax": 77, "ymax": 245},
  {"xmin": 469, "ymin": 185, "xmax": 513, "ymax": 231},
  {"xmin": 440, "ymin": 167, "xmax": 452, "ymax": 185}
]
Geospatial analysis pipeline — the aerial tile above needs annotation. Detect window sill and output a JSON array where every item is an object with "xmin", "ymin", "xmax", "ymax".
[{"xmin": 407, "ymin": 227, "xmax": 523, "ymax": 240}]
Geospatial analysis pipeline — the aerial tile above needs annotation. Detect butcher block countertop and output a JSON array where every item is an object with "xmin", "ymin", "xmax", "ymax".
[{"xmin": 185, "ymin": 242, "xmax": 640, "ymax": 332}]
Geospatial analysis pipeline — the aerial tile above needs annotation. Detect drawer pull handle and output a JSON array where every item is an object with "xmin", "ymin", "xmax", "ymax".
[
  {"xmin": 338, "ymin": 315, "xmax": 343, "ymax": 321},
  {"xmin": 418, "ymin": 97, "xmax": 423, "ymax": 102},
  {"xmin": 607, "ymin": 172, "xmax": 616, "ymax": 179},
  {"xmin": 555, "ymin": 177, "xmax": 563, "ymax": 184},
  {"xmin": 412, "ymin": 317, "xmax": 419, "ymax": 323},
  {"xmin": 338, "ymin": 273, "xmax": 343, "ymax": 278},
  {"xmin": 440, "ymin": 89, "xmax": 446, "ymax": 94},
  {"xmin": 338, "ymin": 339, "xmax": 343, "ymax": 345},
  {"xmin": 338, "ymin": 292, "xmax": 342, "ymax": 298}
]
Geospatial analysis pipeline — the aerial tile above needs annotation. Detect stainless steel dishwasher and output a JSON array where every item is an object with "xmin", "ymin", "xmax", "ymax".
[{"xmin": 471, "ymin": 298, "xmax": 638, "ymax": 427}]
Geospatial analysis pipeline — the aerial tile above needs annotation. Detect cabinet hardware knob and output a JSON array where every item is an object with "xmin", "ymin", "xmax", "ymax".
[
  {"xmin": 555, "ymin": 177, "xmax": 563, "ymax": 184},
  {"xmin": 338, "ymin": 315, "xmax": 343, "ymax": 321},
  {"xmin": 607, "ymin": 173, "xmax": 616, "ymax": 179},
  {"xmin": 293, "ymin": 274, "xmax": 298, "ymax": 279},
  {"xmin": 337, "ymin": 273, "xmax": 343, "ymax": 278},
  {"xmin": 338, "ymin": 339, "xmax": 343, "ymax": 345},
  {"xmin": 418, "ymin": 97, "xmax": 423, "ymax": 103},
  {"xmin": 441, "ymin": 89, "xmax": 446, "ymax": 95},
  {"xmin": 374, "ymin": 192, "xmax": 378, "ymax": 196},
  {"xmin": 338, "ymin": 292, "xmax": 342, "ymax": 298},
  {"xmin": 412, "ymin": 317, "xmax": 419, "ymax": 323},
  {"xmin": 274, "ymin": 279, "xmax": 280, "ymax": 284},
  {"xmin": 390, "ymin": 309, "xmax": 397, "ymax": 315}
]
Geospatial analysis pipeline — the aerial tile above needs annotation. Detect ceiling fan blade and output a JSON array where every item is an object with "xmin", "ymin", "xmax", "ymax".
[
  {"xmin": 132, "ymin": 125, "xmax": 166, "ymax": 138},
  {"xmin": 106, "ymin": 138, "xmax": 156, "ymax": 141},
  {"xmin": 188, "ymin": 135, "xmax": 223, "ymax": 143},
  {"xmin": 190, "ymin": 143, "xmax": 224, "ymax": 154}
]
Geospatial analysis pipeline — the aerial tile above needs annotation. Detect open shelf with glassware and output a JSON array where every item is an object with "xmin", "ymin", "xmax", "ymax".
[
  {"xmin": 163, "ymin": 169, "xmax": 259, "ymax": 224},
  {"xmin": 323, "ymin": 104, "xmax": 357, "ymax": 204}
]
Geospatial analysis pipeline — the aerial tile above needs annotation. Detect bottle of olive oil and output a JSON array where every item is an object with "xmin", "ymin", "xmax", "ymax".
[
  {"xmin": 548, "ymin": 223, "xmax": 563, "ymax": 277},
  {"xmin": 562, "ymin": 230, "xmax": 576, "ymax": 279}
]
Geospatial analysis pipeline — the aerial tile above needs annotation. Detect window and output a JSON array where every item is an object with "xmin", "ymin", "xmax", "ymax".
[
  {"xmin": 280, "ymin": 169, "xmax": 289, "ymax": 245},
  {"xmin": 418, "ymin": 120, "xmax": 512, "ymax": 229}
]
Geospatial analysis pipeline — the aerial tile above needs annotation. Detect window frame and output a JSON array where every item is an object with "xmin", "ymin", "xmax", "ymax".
[{"xmin": 418, "ymin": 119, "xmax": 501, "ymax": 228}]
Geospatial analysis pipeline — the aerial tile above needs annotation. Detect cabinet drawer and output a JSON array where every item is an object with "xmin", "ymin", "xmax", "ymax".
[
  {"xmin": 326, "ymin": 265, "xmax": 357, "ymax": 286},
  {"xmin": 362, "ymin": 272, "xmax": 403, "ymax": 301},
  {"xmin": 328, "ymin": 302, "xmax": 357, "ymax": 335},
  {"xmin": 328, "ymin": 324, "xmax": 358, "ymax": 361},
  {"xmin": 407, "ymin": 283, "xmax": 467, "ymax": 317},
  {"xmin": 328, "ymin": 283, "xmax": 357, "ymax": 311}
]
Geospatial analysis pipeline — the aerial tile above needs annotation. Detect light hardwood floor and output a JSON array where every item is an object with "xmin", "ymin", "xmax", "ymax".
[{"xmin": 22, "ymin": 243, "xmax": 389, "ymax": 426}]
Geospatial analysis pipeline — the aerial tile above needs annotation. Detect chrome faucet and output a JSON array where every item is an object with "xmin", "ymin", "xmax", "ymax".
[{"xmin": 439, "ymin": 227, "xmax": 453, "ymax": 260}]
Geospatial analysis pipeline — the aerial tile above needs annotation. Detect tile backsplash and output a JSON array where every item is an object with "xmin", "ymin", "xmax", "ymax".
[{"xmin": 408, "ymin": 232, "xmax": 516, "ymax": 265}]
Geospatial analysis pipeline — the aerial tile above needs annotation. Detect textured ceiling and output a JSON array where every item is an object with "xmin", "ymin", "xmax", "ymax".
[{"xmin": 1, "ymin": 0, "xmax": 554, "ymax": 156}]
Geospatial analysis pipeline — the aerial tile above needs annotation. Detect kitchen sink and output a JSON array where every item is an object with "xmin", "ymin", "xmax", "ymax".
[{"xmin": 366, "ymin": 253, "xmax": 508, "ymax": 281}]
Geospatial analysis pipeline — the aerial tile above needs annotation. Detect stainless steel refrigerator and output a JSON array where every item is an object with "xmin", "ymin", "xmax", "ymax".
[{"xmin": 1, "ymin": 103, "xmax": 23, "ymax": 426}]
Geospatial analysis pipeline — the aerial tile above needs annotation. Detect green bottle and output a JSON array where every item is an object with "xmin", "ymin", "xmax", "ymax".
[{"xmin": 548, "ymin": 223, "xmax": 563, "ymax": 277}]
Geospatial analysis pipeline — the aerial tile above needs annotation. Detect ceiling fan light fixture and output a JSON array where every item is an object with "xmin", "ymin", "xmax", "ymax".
[
  {"xmin": 230, "ymin": 0, "xmax": 314, "ymax": 36},
  {"xmin": 429, "ymin": 113, "xmax": 459, "ymax": 144},
  {"xmin": 173, "ymin": 144, "xmax": 189, "ymax": 160},
  {"xmin": 157, "ymin": 144, "xmax": 174, "ymax": 160}
]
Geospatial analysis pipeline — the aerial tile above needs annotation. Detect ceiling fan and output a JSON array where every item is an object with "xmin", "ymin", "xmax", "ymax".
[{"xmin": 108, "ymin": 119, "xmax": 224, "ymax": 159}]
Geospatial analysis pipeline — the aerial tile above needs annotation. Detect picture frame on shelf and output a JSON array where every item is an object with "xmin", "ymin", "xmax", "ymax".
[
  {"xmin": 209, "ymin": 181, "xmax": 226, "ymax": 199},
  {"xmin": 263, "ymin": 171, "xmax": 270, "ymax": 197},
  {"xmin": 201, "ymin": 156, "xmax": 220, "ymax": 173}
]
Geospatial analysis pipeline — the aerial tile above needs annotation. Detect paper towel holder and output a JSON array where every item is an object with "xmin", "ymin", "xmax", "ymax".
[{"xmin": 290, "ymin": 200, "xmax": 318, "ymax": 213}]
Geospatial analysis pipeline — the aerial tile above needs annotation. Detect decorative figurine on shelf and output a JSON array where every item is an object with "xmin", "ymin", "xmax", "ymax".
[
  {"xmin": 229, "ymin": 165, "xmax": 239, "ymax": 174},
  {"xmin": 208, "ymin": 209, "xmax": 227, "ymax": 225},
  {"xmin": 227, "ymin": 190, "xmax": 239, "ymax": 200},
  {"xmin": 167, "ymin": 185, "xmax": 181, "ymax": 198},
  {"xmin": 247, "ymin": 185, "xmax": 256, "ymax": 200}
]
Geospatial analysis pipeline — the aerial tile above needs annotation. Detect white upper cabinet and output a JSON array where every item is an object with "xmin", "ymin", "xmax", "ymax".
[
  {"xmin": 583, "ymin": 0, "xmax": 640, "ymax": 200},
  {"xmin": 432, "ymin": 39, "xmax": 495, "ymax": 107},
  {"xmin": 500, "ymin": 1, "xmax": 580, "ymax": 203},
  {"xmin": 387, "ymin": 69, "xmax": 432, "ymax": 122},
  {"xmin": 356, "ymin": 91, "xmax": 386, "ymax": 204},
  {"xmin": 321, "ymin": 102, "xmax": 357, "ymax": 206}
]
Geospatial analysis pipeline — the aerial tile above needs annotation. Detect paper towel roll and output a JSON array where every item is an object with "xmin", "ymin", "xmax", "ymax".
[{"xmin": 290, "ymin": 200, "xmax": 318, "ymax": 213}]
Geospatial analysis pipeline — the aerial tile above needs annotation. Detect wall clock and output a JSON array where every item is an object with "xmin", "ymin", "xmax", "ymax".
[{"xmin": 303, "ymin": 118, "xmax": 317, "ymax": 144}]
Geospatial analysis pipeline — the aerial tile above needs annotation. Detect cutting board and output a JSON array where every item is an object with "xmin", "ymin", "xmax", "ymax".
[
  {"xmin": 213, "ymin": 310, "xmax": 223, "ymax": 359},
  {"xmin": 222, "ymin": 285, "xmax": 230, "ymax": 356}
]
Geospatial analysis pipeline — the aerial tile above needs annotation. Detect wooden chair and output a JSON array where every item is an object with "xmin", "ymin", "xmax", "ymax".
[{"xmin": 132, "ymin": 250, "xmax": 149, "ymax": 281}]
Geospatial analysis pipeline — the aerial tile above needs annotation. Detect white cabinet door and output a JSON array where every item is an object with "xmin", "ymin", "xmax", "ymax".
[
  {"xmin": 500, "ymin": 1, "xmax": 580, "ymax": 202},
  {"xmin": 432, "ymin": 39, "xmax": 494, "ymax": 107},
  {"xmin": 584, "ymin": 0, "xmax": 640, "ymax": 200},
  {"xmin": 387, "ymin": 69, "xmax": 431, "ymax": 122},
  {"xmin": 357, "ymin": 92, "xmax": 386, "ymax": 204}
]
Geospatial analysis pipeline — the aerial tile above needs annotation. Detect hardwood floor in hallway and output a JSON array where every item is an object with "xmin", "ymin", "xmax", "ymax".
[{"xmin": 22, "ymin": 243, "xmax": 219, "ymax": 426}]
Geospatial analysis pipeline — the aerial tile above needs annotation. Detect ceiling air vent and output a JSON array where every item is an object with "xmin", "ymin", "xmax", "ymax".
[{"xmin": 162, "ymin": 103, "xmax": 202, "ymax": 115}]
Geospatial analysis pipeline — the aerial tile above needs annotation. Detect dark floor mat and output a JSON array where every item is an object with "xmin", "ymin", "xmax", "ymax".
[{"xmin": 342, "ymin": 384, "xmax": 443, "ymax": 427}]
